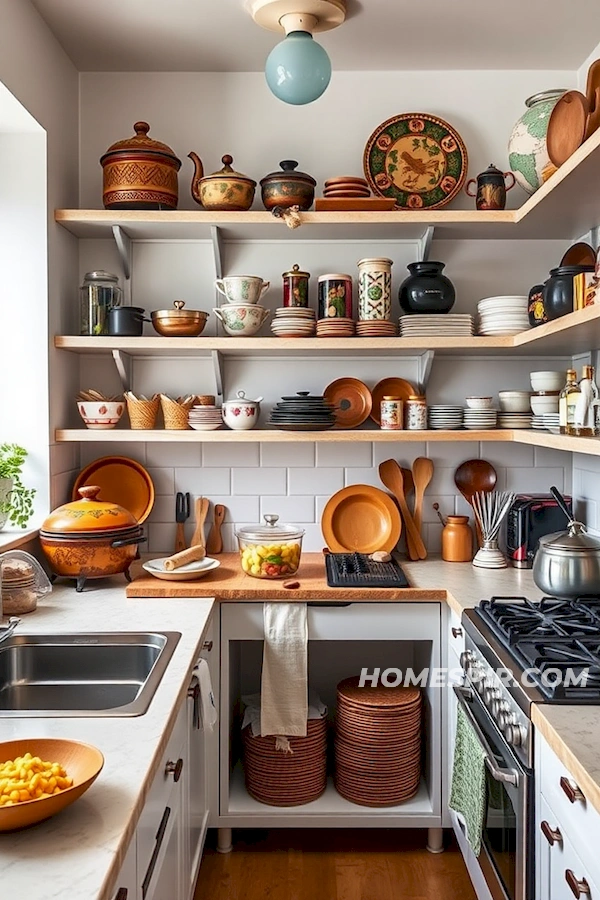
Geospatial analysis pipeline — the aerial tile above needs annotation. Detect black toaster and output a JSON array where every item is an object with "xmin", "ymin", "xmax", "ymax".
[{"xmin": 506, "ymin": 493, "xmax": 572, "ymax": 568}]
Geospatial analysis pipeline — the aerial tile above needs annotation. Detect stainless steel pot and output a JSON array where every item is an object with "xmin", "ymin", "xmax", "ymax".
[{"xmin": 532, "ymin": 486, "xmax": 600, "ymax": 597}]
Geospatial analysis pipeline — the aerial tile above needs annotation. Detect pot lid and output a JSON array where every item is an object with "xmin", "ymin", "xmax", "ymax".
[
  {"xmin": 152, "ymin": 300, "xmax": 208, "ymax": 319},
  {"xmin": 83, "ymin": 271, "xmax": 120, "ymax": 283},
  {"xmin": 203, "ymin": 154, "xmax": 256, "ymax": 185},
  {"xmin": 222, "ymin": 390, "xmax": 263, "ymax": 407},
  {"xmin": 282, "ymin": 263, "xmax": 310, "ymax": 279},
  {"xmin": 479, "ymin": 163, "xmax": 504, "ymax": 176},
  {"xmin": 101, "ymin": 122, "xmax": 181, "ymax": 167},
  {"xmin": 235, "ymin": 514, "xmax": 304, "ymax": 542},
  {"xmin": 317, "ymin": 273, "xmax": 353, "ymax": 281},
  {"xmin": 538, "ymin": 522, "xmax": 600, "ymax": 552},
  {"xmin": 260, "ymin": 160, "xmax": 316, "ymax": 187},
  {"xmin": 42, "ymin": 486, "xmax": 138, "ymax": 534}
]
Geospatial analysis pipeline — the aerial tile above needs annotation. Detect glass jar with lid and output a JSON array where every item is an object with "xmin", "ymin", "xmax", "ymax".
[
  {"xmin": 235, "ymin": 514, "xmax": 305, "ymax": 579},
  {"xmin": 80, "ymin": 271, "xmax": 122, "ymax": 335}
]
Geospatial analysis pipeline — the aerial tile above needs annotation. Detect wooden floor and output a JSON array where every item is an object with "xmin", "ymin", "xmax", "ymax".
[{"xmin": 194, "ymin": 829, "xmax": 477, "ymax": 900}]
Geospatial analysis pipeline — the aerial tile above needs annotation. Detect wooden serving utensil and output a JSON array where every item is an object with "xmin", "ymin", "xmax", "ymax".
[
  {"xmin": 454, "ymin": 459, "xmax": 497, "ymax": 546},
  {"xmin": 412, "ymin": 457, "xmax": 434, "ymax": 536},
  {"xmin": 401, "ymin": 467, "xmax": 415, "ymax": 496},
  {"xmin": 206, "ymin": 504, "xmax": 226, "ymax": 554},
  {"xmin": 378, "ymin": 459, "xmax": 427, "ymax": 560},
  {"xmin": 191, "ymin": 496, "xmax": 210, "ymax": 548}
]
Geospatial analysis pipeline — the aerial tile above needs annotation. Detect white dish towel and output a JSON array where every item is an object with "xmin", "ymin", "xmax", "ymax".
[
  {"xmin": 260, "ymin": 601, "xmax": 308, "ymax": 751},
  {"xmin": 195, "ymin": 658, "xmax": 217, "ymax": 731}
]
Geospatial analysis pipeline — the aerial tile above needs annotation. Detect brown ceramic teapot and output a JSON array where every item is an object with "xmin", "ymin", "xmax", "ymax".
[{"xmin": 188, "ymin": 153, "xmax": 256, "ymax": 211}]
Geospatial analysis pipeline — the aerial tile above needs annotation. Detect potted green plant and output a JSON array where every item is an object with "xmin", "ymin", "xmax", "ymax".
[{"xmin": 0, "ymin": 444, "xmax": 36, "ymax": 529}]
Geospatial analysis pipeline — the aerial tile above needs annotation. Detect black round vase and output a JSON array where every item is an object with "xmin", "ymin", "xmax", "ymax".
[
  {"xmin": 399, "ymin": 261, "xmax": 456, "ymax": 314},
  {"xmin": 542, "ymin": 264, "xmax": 594, "ymax": 321}
]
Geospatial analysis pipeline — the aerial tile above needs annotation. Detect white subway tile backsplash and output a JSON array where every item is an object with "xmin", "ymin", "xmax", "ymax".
[
  {"xmin": 289, "ymin": 467, "xmax": 343, "ymax": 495},
  {"xmin": 424, "ymin": 441, "xmax": 479, "ymax": 468},
  {"xmin": 428, "ymin": 467, "xmax": 465, "ymax": 496},
  {"xmin": 506, "ymin": 467, "xmax": 564, "ymax": 493},
  {"xmin": 344, "ymin": 467, "xmax": 384, "ymax": 488},
  {"xmin": 534, "ymin": 446, "xmax": 571, "ymax": 468},
  {"xmin": 147, "ymin": 467, "xmax": 175, "ymax": 495},
  {"xmin": 316, "ymin": 495, "xmax": 332, "ymax": 522},
  {"xmin": 220, "ymin": 524, "xmax": 237, "ymax": 553},
  {"xmin": 261, "ymin": 443, "xmax": 315, "ymax": 467},
  {"xmin": 209, "ymin": 496, "xmax": 260, "ymax": 523},
  {"xmin": 203, "ymin": 442, "xmax": 259, "ymax": 467},
  {"xmin": 317, "ymin": 443, "xmax": 372, "ymax": 467},
  {"xmin": 483, "ymin": 441, "xmax": 534, "ymax": 468},
  {"xmin": 174, "ymin": 467, "xmax": 230, "ymax": 494},
  {"xmin": 79, "ymin": 442, "xmax": 147, "ymax": 467},
  {"xmin": 575, "ymin": 497, "xmax": 598, "ymax": 530},
  {"xmin": 372, "ymin": 442, "xmax": 427, "ymax": 466},
  {"xmin": 424, "ymin": 522, "xmax": 443, "ymax": 554},
  {"xmin": 233, "ymin": 467, "xmax": 287, "ymax": 495},
  {"xmin": 299, "ymin": 523, "xmax": 326, "ymax": 552},
  {"xmin": 146, "ymin": 443, "xmax": 201, "ymax": 468},
  {"xmin": 148, "ymin": 523, "xmax": 176, "ymax": 553},
  {"xmin": 260, "ymin": 495, "xmax": 315, "ymax": 522},
  {"xmin": 147, "ymin": 495, "xmax": 177, "ymax": 523},
  {"xmin": 50, "ymin": 470, "xmax": 75, "ymax": 510},
  {"xmin": 422, "ymin": 495, "xmax": 455, "ymax": 524}
]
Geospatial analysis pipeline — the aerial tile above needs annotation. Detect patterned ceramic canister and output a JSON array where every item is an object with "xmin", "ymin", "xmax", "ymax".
[
  {"xmin": 282, "ymin": 264, "xmax": 310, "ymax": 308},
  {"xmin": 405, "ymin": 395, "xmax": 428, "ymax": 430},
  {"xmin": 380, "ymin": 397, "xmax": 403, "ymax": 431},
  {"xmin": 357, "ymin": 257, "xmax": 393, "ymax": 320},
  {"xmin": 508, "ymin": 90, "xmax": 566, "ymax": 194},
  {"xmin": 317, "ymin": 274, "xmax": 353, "ymax": 319}
]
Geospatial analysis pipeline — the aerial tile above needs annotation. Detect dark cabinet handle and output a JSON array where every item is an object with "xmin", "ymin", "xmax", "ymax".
[
  {"xmin": 566, "ymin": 869, "xmax": 591, "ymax": 897},
  {"xmin": 115, "ymin": 890, "xmax": 128, "ymax": 900},
  {"xmin": 560, "ymin": 776, "xmax": 585, "ymax": 803},
  {"xmin": 541, "ymin": 820, "xmax": 562, "ymax": 846},
  {"xmin": 451, "ymin": 627, "xmax": 463, "ymax": 638},
  {"xmin": 142, "ymin": 806, "xmax": 171, "ymax": 898},
  {"xmin": 202, "ymin": 640, "xmax": 213, "ymax": 651},
  {"xmin": 165, "ymin": 757, "xmax": 183, "ymax": 782}
]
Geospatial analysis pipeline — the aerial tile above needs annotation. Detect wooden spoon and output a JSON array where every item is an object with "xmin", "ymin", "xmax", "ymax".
[
  {"xmin": 412, "ymin": 457, "xmax": 434, "ymax": 536},
  {"xmin": 454, "ymin": 459, "xmax": 497, "ymax": 545},
  {"xmin": 378, "ymin": 460, "xmax": 427, "ymax": 560},
  {"xmin": 206, "ymin": 503, "xmax": 226, "ymax": 554},
  {"xmin": 191, "ymin": 496, "xmax": 210, "ymax": 548},
  {"xmin": 401, "ymin": 467, "xmax": 415, "ymax": 496}
]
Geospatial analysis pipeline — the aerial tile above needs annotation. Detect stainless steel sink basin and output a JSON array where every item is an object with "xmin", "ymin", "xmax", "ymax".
[{"xmin": 0, "ymin": 632, "xmax": 181, "ymax": 717}]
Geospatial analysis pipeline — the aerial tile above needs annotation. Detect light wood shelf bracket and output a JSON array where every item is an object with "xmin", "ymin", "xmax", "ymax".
[
  {"xmin": 111, "ymin": 349, "xmax": 132, "ymax": 393},
  {"xmin": 211, "ymin": 349, "xmax": 224, "ymax": 397},
  {"xmin": 112, "ymin": 225, "xmax": 132, "ymax": 304}
]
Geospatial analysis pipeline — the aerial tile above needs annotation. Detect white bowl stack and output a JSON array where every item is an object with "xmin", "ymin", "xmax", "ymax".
[{"xmin": 477, "ymin": 296, "xmax": 529, "ymax": 335}]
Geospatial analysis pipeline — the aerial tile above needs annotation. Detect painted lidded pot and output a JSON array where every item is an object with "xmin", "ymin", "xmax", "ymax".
[
  {"xmin": 507, "ymin": 90, "xmax": 566, "ymax": 194},
  {"xmin": 100, "ymin": 121, "xmax": 181, "ymax": 210},
  {"xmin": 357, "ymin": 257, "xmax": 393, "ymax": 321},
  {"xmin": 282, "ymin": 264, "xmax": 310, "ymax": 308}
]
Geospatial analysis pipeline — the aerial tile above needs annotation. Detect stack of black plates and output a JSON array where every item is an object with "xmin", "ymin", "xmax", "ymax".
[{"xmin": 269, "ymin": 392, "xmax": 336, "ymax": 431}]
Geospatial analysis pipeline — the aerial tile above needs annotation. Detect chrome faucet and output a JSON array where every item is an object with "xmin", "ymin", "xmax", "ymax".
[{"xmin": 0, "ymin": 617, "xmax": 20, "ymax": 645}]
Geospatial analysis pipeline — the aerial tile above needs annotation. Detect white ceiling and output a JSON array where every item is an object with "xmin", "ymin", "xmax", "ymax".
[{"xmin": 31, "ymin": 0, "xmax": 600, "ymax": 72}]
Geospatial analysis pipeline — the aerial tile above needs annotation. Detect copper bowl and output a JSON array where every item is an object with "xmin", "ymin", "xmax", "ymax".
[{"xmin": 151, "ymin": 301, "xmax": 209, "ymax": 337}]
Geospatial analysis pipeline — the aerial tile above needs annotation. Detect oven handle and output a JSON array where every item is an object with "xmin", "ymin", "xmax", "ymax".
[{"xmin": 453, "ymin": 685, "xmax": 520, "ymax": 788}]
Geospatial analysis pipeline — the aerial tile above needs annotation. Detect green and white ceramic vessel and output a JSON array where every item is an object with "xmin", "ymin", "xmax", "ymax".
[{"xmin": 508, "ymin": 89, "xmax": 566, "ymax": 194}]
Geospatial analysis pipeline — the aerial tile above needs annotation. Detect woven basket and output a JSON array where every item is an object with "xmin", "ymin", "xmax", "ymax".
[
  {"xmin": 161, "ymin": 394, "xmax": 194, "ymax": 430},
  {"xmin": 126, "ymin": 394, "xmax": 160, "ymax": 430},
  {"xmin": 194, "ymin": 394, "xmax": 216, "ymax": 406}
]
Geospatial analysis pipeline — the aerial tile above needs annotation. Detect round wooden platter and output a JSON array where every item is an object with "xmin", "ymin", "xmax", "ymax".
[
  {"xmin": 321, "ymin": 484, "xmax": 402, "ymax": 553},
  {"xmin": 323, "ymin": 377, "xmax": 372, "ymax": 429}
]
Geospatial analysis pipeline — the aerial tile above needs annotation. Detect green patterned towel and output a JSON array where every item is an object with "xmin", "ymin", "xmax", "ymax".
[{"xmin": 449, "ymin": 702, "xmax": 486, "ymax": 857}]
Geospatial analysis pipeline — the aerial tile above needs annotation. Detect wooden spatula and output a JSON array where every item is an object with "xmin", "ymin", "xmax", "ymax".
[
  {"xmin": 378, "ymin": 459, "xmax": 427, "ymax": 560},
  {"xmin": 206, "ymin": 504, "xmax": 226, "ymax": 554},
  {"xmin": 412, "ymin": 457, "xmax": 434, "ymax": 536},
  {"xmin": 191, "ymin": 496, "xmax": 210, "ymax": 548}
]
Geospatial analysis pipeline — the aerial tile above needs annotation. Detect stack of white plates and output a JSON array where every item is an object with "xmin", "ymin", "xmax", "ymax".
[
  {"xmin": 477, "ymin": 296, "xmax": 529, "ymax": 335},
  {"xmin": 463, "ymin": 408, "xmax": 498, "ymax": 430},
  {"xmin": 428, "ymin": 405, "xmax": 464, "ymax": 430},
  {"xmin": 188, "ymin": 405, "xmax": 224, "ymax": 431},
  {"xmin": 399, "ymin": 314, "xmax": 474, "ymax": 337},
  {"xmin": 542, "ymin": 413, "xmax": 560, "ymax": 434},
  {"xmin": 498, "ymin": 412, "xmax": 533, "ymax": 429},
  {"xmin": 271, "ymin": 307, "xmax": 316, "ymax": 338},
  {"xmin": 531, "ymin": 415, "xmax": 547, "ymax": 429}
]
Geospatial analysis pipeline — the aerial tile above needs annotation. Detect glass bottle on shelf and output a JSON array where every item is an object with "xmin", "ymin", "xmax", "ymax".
[
  {"xmin": 570, "ymin": 365, "xmax": 599, "ymax": 437},
  {"xmin": 559, "ymin": 369, "xmax": 579, "ymax": 434}
]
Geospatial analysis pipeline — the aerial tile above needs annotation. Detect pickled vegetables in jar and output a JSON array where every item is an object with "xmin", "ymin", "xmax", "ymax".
[{"xmin": 235, "ymin": 516, "xmax": 305, "ymax": 579}]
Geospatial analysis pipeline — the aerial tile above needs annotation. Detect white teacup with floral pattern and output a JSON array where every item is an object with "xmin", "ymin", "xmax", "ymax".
[
  {"xmin": 215, "ymin": 275, "xmax": 270, "ymax": 304},
  {"xmin": 222, "ymin": 390, "xmax": 263, "ymax": 430},
  {"xmin": 213, "ymin": 303, "xmax": 270, "ymax": 336}
]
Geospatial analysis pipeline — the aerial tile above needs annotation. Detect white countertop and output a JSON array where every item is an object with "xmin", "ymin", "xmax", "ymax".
[{"xmin": 0, "ymin": 579, "xmax": 215, "ymax": 900}]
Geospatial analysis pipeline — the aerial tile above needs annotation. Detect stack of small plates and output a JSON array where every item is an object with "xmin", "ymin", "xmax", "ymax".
[
  {"xmin": 399, "ymin": 314, "xmax": 474, "ymax": 337},
  {"xmin": 268, "ymin": 392, "xmax": 336, "ymax": 431},
  {"xmin": 270, "ymin": 307, "xmax": 316, "ymax": 338},
  {"xmin": 316, "ymin": 317, "xmax": 355, "ymax": 337},
  {"xmin": 477, "ymin": 296, "xmax": 530, "ymax": 335},
  {"xmin": 462, "ymin": 408, "xmax": 498, "ymax": 430},
  {"xmin": 334, "ymin": 676, "xmax": 422, "ymax": 807},
  {"xmin": 541, "ymin": 413, "xmax": 560, "ymax": 434},
  {"xmin": 498, "ymin": 412, "xmax": 533, "ymax": 429},
  {"xmin": 428, "ymin": 405, "xmax": 464, "ymax": 430},
  {"xmin": 356, "ymin": 320, "xmax": 398, "ymax": 337},
  {"xmin": 243, "ymin": 716, "xmax": 327, "ymax": 807},
  {"xmin": 323, "ymin": 176, "xmax": 370, "ymax": 198},
  {"xmin": 188, "ymin": 404, "xmax": 224, "ymax": 431}
]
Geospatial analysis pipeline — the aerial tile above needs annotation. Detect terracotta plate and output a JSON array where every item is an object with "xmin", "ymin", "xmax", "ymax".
[
  {"xmin": 321, "ymin": 484, "xmax": 402, "ymax": 553},
  {"xmin": 547, "ymin": 90, "xmax": 589, "ymax": 167},
  {"xmin": 370, "ymin": 377, "xmax": 417, "ymax": 425},
  {"xmin": 315, "ymin": 198, "xmax": 396, "ymax": 211},
  {"xmin": 324, "ymin": 377, "xmax": 373, "ymax": 429},
  {"xmin": 73, "ymin": 456, "xmax": 155, "ymax": 524},
  {"xmin": 364, "ymin": 113, "xmax": 468, "ymax": 210}
]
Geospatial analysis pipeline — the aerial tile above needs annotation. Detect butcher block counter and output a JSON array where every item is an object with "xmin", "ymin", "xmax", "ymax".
[{"xmin": 127, "ymin": 553, "xmax": 544, "ymax": 615}]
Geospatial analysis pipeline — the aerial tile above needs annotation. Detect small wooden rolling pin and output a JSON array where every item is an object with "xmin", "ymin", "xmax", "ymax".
[{"xmin": 163, "ymin": 545, "xmax": 206, "ymax": 571}]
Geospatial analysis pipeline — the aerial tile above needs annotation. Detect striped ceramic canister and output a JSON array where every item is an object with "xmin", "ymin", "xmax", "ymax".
[{"xmin": 357, "ymin": 257, "xmax": 393, "ymax": 320}]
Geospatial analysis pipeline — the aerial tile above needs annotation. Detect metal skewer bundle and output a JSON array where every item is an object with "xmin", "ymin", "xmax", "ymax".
[{"xmin": 471, "ymin": 490, "xmax": 516, "ymax": 569}]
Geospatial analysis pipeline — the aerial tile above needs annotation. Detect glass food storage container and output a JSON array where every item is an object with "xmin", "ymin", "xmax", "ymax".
[{"xmin": 235, "ymin": 515, "xmax": 305, "ymax": 579}]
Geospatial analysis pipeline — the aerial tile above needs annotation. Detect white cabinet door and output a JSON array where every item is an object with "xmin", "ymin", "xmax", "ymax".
[
  {"xmin": 111, "ymin": 837, "xmax": 137, "ymax": 900},
  {"xmin": 537, "ymin": 794, "xmax": 600, "ymax": 900},
  {"xmin": 142, "ymin": 801, "xmax": 181, "ymax": 900}
]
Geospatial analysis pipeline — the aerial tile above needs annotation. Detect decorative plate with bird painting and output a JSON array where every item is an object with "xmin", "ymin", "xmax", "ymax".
[{"xmin": 363, "ymin": 113, "xmax": 468, "ymax": 210}]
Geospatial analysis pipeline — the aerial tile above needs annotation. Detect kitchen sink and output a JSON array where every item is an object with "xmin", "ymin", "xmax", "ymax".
[{"xmin": 0, "ymin": 631, "xmax": 181, "ymax": 717}]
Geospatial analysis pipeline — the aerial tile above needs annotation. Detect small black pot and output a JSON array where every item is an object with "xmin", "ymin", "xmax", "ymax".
[
  {"xmin": 542, "ymin": 265, "xmax": 594, "ymax": 321},
  {"xmin": 399, "ymin": 261, "xmax": 456, "ymax": 314},
  {"xmin": 108, "ymin": 306, "xmax": 149, "ymax": 336}
]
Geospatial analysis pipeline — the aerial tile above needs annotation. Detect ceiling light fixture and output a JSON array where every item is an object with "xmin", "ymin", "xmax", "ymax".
[{"xmin": 248, "ymin": 0, "xmax": 346, "ymax": 106}]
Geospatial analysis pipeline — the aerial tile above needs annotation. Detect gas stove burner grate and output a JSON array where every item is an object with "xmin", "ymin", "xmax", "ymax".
[
  {"xmin": 511, "ymin": 636, "xmax": 600, "ymax": 700},
  {"xmin": 325, "ymin": 552, "xmax": 409, "ymax": 589},
  {"xmin": 478, "ymin": 595, "xmax": 600, "ymax": 642}
]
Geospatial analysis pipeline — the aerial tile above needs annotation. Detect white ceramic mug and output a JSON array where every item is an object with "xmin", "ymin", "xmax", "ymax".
[
  {"xmin": 215, "ymin": 276, "xmax": 270, "ymax": 305},
  {"xmin": 213, "ymin": 304, "xmax": 270, "ymax": 336}
]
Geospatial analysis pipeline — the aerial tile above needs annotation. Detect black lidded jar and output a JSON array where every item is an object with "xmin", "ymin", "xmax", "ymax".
[
  {"xmin": 542, "ymin": 264, "xmax": 594, "ymax": 320},
  {"xmin": 399, "ymin": 261, "xmax": 456, "ymax": 314}
]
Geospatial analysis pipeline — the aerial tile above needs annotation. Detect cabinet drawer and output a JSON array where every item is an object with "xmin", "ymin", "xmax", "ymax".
[
  {"xmin": 538, "ymin": 794, "xmax": 600, "ymax": 900},
  {"xmin": 137, "ymin": 702, "xmax": 187, "ymax": 880},
  {"xmin": 538, "ymin": 733, "xmax": 600, "ymax": 887}
]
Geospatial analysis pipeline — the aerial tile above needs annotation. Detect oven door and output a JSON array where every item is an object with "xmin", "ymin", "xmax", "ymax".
[{"xmin": 453, "ymin": 685, "xmax": 532, "ymax": 900}]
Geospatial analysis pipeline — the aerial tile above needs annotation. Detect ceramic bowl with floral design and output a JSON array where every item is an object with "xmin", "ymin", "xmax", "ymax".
[
  {"xmin": 222, "ymin": 390, "xmax": 262, "ymax": 430},
  {"xmin": 213, "ymin": 304, "xmax": 270, "ymax": 336}
]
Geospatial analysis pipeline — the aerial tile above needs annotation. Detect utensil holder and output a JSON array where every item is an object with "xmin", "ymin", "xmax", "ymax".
[
  {"xmin": 160, "ymin": 394, "xmax": 194, "ymax": 430},
  {"xmin": 126, "ymin": 394, "xmax": 160, "ymax": 430},
  {"xmin": 472, "ymin": 539, "xmax": 507, "ymax": 569}
]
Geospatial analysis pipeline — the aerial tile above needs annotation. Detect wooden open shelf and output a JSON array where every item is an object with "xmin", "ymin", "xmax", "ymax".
[{"xmin": 55, "ymin": 428, "xmax": 515, "ymax": 443}]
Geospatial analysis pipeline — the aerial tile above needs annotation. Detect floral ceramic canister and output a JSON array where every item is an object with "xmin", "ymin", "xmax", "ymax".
[
  {"xmin": 508, "ymin": 90, "xmax": 566, "ymax": 194},
  {"xmin": 317, "ymin": 274, "xmax": 353, "ymax": 319},
  {"xmin": 282, "ymin": 264, "xmax": 310, "ymax": 308},
  {"xmin": 357, "ymin": 257, "xmax": 393, "ymax": 321}
]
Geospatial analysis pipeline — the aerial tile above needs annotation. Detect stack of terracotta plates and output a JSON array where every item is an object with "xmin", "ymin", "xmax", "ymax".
[
  {"xmin": 316, "ymin": 317, "xmax": 355, "ymax": 337},
  {"xmin": 334, "ymin": 676, "xmax": 422, "ymax": 807},
  {"xmin": 356, "ymin": 320, "xmax": 398, "ymax": 337},
  {"xmin": 271, "ymin": 307, "xmax": 316, "ymax": 338},
  {"xmin": 242, "ymin": 716, "xmax": 327, "ymax": 806},
  {"xmin": 323, "ymin": 176, "xmax": 371, "ymax": 198}
]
